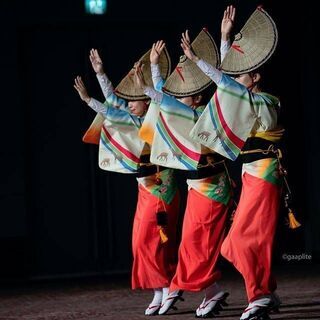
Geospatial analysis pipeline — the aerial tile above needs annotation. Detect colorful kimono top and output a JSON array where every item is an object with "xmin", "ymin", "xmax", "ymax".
[
  {"xmin": 87, "ymin": 95, "xmax": 146, "ymax": 174},
  {"xmin": 190, "ymin": 63, "xmax": 282, "ymax": 186},
  {"xmin": 140, "ymin": 67, "xmax": 231, "ymax": 205},
  {"xmin": 151, "ymin": 93, "xmax": 204, "ymax": 171},
  {"xmin": 83, "ymin": 76, "xmax": 176, "ymax": 203}
]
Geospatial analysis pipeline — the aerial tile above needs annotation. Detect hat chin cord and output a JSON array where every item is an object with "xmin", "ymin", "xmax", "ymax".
[
  {"xmin": 246, "ymin": 77, "xmax": 259, "ymax": 92},
  {"xmin": 140, "ymin": 101, "xmax": 149, "ymax": 117}
]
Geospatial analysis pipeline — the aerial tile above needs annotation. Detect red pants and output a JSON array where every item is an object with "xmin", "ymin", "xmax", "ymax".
[
  {"xmin": 221, "ymin": 172, "xmax": 280, "ymax": 302},
  {"xmin": 170, "ymin": 188, "xmax": 228, "ymax": 292},
  {"xmin": 132, "ymin": 184, "xmax": 180, "ymax": 289}
]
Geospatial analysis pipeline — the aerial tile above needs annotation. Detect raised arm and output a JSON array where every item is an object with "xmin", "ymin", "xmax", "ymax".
[
  {"xmin": 220, "ymin": 5, "xmax": 235, "ymax": 61},
  {"xmin": 74, "ymin": 75, "xmax": 137, "ymax": 129},
  {"xmin": 150, "ymin": 40, "xmax": 166, "ymax": 90},
  {"xmin": 89, "ymin": 48, "xmax": 128, "ymax": 111},
  {"xmin": 89, "ymin": 49, "xmax": 114, "ymax": 98},
  {"xmin": 135, "ymin": 62, "xmax": 197, "ymax": 120},
  {"xmin": 134, "ymin": 61, "xmax": 163, "ymax": 104},
  {"xmin": 181, "ymin": 30, "xmax": 223, "ymax": 84},
  {"xmin": 74, "ymin": 76, "xmax": 108, "ymax": 114}
]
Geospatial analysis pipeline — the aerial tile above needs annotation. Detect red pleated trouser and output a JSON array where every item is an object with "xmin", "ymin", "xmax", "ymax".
[
  {"xmin": 170, "ymin": 188, "xmax": 229, "ymax": 292},
  {"xmin": 132, "ymin": 184, "xmax": 180, "ymax": 289},
  {"xmin": 221, "ymin": 172, "xmax": 280, "ymax": 302}
]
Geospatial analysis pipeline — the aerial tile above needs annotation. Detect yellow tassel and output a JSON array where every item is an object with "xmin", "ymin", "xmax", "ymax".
[
  {"xmin": 159, "ymin": 227, "xmax": 168, "ymax": 243},
  {"xmin": 288, "ymin": 210, "xmax": 301, "ymax": 229}
]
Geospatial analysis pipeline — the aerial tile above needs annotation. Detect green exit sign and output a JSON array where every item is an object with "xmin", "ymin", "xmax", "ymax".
[{"xmin": 85, "ymin": 0, "xmax": 107, "ymax": 15}]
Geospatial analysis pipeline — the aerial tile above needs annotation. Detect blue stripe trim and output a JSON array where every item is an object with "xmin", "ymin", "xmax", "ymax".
[
  {"xmin": 156, "ymin": 123, "xmax": 194, "ymax": 170},
  {"xmin": 208, "ymin": 101, "xmax": 237, "ymax": 160}
]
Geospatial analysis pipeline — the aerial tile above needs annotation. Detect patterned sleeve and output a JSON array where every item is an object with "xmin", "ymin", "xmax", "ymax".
[
  {"xmin": 218, "ymin": 73, "xmax": 249, "ymax": 94},
  {"xmin": 144, "ymin": 86, "xmax": 163, "ymax": 105},
  {"xmin": 88, "ymin": 97, "xmax": 108, "ymax": 114},
  {"xmin": 151, "ymin": 63, "xmax": 165, "ymax": 91},
  {"xmin": 87, "ymin": 97, "xmax": 133, "ymax": 124},
  {"xmin": 160, "ymin": 94, "xmax": 196, "ymax": 120},
  {"xmin": 220, "ymin": 39, "xmax": 230, "ymax": 62},
  {"xmin": 196, "ymin": 59, "xmax": 223, "ymax": 84},
  {"xmin": 96, "ymin": 73, "xmax": 114, "ymax": 99},
  {"xmin": 218, "ymin": 74, "xmax": 279, "ymax": 130},
  {"xmin": 104, "ymin": 91, "xmax": 129, "ymax": 112},
  {"xmin": 94, "ymin": 73, "xmax": 129, "ymax": 112},
  {"xmin": 149, "ymin": 93, "xmax": 202, "ymax": 171}
]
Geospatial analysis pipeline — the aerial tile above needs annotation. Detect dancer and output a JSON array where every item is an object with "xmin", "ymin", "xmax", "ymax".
[
  {"xmin": 186, "ymin": 6, "xmax": 284, "ymax": 320},
  {"xmin": 74, "ymin": 47, "xmax": 180, "ymax": 316},
  {"xmin": 136, "ymin": 32, "xmax": 231, "ymax": 318}
]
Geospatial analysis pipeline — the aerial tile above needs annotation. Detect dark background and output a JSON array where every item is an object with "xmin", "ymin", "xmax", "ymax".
[{"xmin": 0, "ymin": 0, "xmax": 318, "ymax": 282}]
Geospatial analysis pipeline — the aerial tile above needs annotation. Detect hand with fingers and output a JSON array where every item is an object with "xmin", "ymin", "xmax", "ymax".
[
  {"xmin": 134, "ymin": 61, "xmax": 147, "ymax": 90},
  {"xmin": 89, "ymin": 48, "xmax": 104, "ymax": 75},
  {"xmin": 221, "ymin": 5, "xmax": 236, "ymax": 41},
  {"xmin": 150, "ymin": 40, "xmax": 166, "ymax": 65},
  {"xmin": 181, "ymin": 30, "xmax": 199, "ymax": 63},
  {"xmin": 73, "ymin": 76, "xmax": 91, "ymax": 104}
]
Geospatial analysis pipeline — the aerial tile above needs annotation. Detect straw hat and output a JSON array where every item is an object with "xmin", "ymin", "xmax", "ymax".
[
  {"xmin": 163, "ymin": 28, "xmax": 219, "ymax": 97},
  {"xmin": 221, "ymin": 6, "xmax": 278, "ymax": 75},
  {"xmin": 114, "ymin": 47, "xmax": 171, "ymax": 101}
]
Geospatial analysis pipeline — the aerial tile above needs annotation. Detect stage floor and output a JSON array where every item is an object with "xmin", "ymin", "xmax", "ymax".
[{"xmin": 0, "ymin": 264, "xmax": 319, "ymax": 319}]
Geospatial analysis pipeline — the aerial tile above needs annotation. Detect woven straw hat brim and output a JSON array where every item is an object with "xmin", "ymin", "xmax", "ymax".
[
  {"xmin": 163, "ymin": 29, "xmax": 219, "ymax": 97},
  {"xmin": 114, "ymin": 47, "xmax": 171, "ymax": 101},
  {"xmin": 221, "ymin": 7, "xmax": 278, "ymax": 75},
  {"xmin": 163, "ymin": 56, "xmax": 213, "ymax": 97}
]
